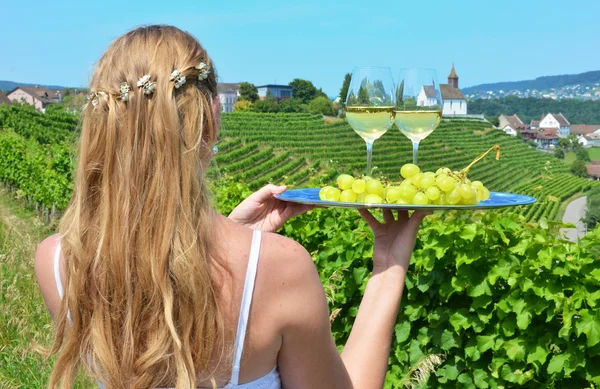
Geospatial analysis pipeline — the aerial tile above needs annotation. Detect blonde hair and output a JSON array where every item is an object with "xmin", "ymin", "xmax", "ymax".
[{"xmin": 49, "ymin": 25, "xmax": 229, "ymax": 388}]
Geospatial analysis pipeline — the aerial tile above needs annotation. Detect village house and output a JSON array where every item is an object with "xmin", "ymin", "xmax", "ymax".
[
  {"xmin": 0, "ymin": 90, "xmax": 11, "ymax": 105},
  {"xmin": 218, "ymin": 83, "xmax": 240, "ymax": 113},
  {"xmin": 440, "ymin": 65, "xmax": 467, "ymax": 116},
  {"xmin": 257, "ymin": 84, "xmax": 292, "ymax": 101},
  {"xmin": 571, "ymin": 124, "xmax": 600, "ymax": 136},
  {"xmin": 577, "ymin": 130, "xmax": 600, "ymax": 148},
  {"xmin": 586, "ymin": 161, "xmax": 600, "ymax": 180},
  {"xmin": 536, "ymin": 128, "xmax": 560, "ymax": 148},
  {"xmin": 498, "ymin": 114, "xmax": 526, "ymax": 136},
  {"xmin": 539, "ymin": 113, "xmax": 570, "ymax": 138},
  {"xmin": 7, "ymin": 86, "xmax": 63, "ymax": 112},
  {"xmin": 416, "ymin": 85, "xmax": 438, "ymax": 107}
]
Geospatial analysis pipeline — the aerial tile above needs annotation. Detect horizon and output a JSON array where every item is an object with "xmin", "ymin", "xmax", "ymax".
[{"xmin": 1, "ymin": 0, "xmax": 599, "ymax": 96}]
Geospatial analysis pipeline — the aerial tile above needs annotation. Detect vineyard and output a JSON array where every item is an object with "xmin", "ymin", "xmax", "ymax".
[
  {"xmin": 0, "ymin": 105, "xmax": 597, "ymax": 222},
  {"xmin": 2, "ymin": 105, "xmax": 600, "ymax": 387}
]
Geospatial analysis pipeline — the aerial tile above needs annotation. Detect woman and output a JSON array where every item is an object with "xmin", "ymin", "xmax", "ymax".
[{"xmin": 34, "ymin": 25, "xmax": 429, "ymax": 389}]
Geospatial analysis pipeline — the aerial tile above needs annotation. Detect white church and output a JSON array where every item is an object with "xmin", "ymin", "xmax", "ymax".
[{"xmin": 416, "ymin": 65, "xmax": 467, "ymax": 116}]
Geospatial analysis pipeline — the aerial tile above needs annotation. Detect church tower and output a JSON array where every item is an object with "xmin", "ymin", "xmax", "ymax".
[{"xmin": 448, "ymin": 64, "xmax": 459, "ymax": 89}]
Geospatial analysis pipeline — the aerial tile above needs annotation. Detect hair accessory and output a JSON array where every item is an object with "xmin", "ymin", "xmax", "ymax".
[
  {"xmin": 137, "ymin": 75, "xmax": 156, "ymax": 95},
  {"xmin": 87, "ymin": 91, "xmax": 99, "ymax": 107},
  {"xmin": 169, "ymin": 70, "xmax": 187, "ymax": 89},
  {"xmin": 195, "ymin": 62, "xmax": 210, "ymax": 80},
  {"xmin": 119, "ymin": 82, "xmax": 131, "ymax": 101}
]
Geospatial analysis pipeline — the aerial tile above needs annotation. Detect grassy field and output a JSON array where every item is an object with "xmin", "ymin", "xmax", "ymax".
[
  {"xmin": 0, "ymin": 190, "xmax": 92, "ymax": 388},
  {"xmin": 565, "ymin": 147, "xmax": 600, "ymax": 164}
]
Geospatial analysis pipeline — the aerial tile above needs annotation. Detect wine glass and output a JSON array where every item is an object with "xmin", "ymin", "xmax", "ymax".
[
  {"xmin": 345, "ymin": 67, "xmax": 395, "ymax": 176},
  {"xmin": 394, "ymin": 68, "xmax": 442, "ymax": 164}
]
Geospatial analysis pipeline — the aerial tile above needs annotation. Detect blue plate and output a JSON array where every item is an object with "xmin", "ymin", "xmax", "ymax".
[{"xmin": 275, "ymin": 188, "xmax": 536, "ymax": 210}]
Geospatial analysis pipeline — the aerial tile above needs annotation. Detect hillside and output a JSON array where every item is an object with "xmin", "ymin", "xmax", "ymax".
[
  {"xmin": 468, "ymin": 96, "xmax": 600, "ymax": 124},
  {"xmin": 463, "ymin": 70, "xmax": 600, "ymax": 94},
  {"xmin": 0, "ymin": 80, "xmax": 68, "ymax": 92}
]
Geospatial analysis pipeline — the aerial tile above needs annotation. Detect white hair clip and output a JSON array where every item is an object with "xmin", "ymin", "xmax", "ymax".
[
  {"xmin": 195, "ymin": 62, "xmax": 210, "ymax": 81},
  {"xmin": 87, "ymin": 91, "xmax": 108, "ymax": 107},
  {"xmin": 169, "ymin": 70, "xmax": 187, "ymax": 89},
  {"xmin": 137, "ymin": 75, "xmax": 156, "ymax": 95},
  {"xmin": 120, "ymin": 82, "xmax": 131, "ymax": 101}
]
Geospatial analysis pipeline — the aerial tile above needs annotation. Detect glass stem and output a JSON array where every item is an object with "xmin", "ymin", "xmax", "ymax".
[
  {"xmin": 412, "ymin": 141, "xmax": 420, "ymax": 165},
  {"xmin": 366, "ymin": 140, "xmax": 374, "ymax": 176}
]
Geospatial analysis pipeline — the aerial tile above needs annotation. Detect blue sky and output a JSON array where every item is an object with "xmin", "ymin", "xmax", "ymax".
[{"xmin": 1, "ymin": 0, "xmax": 599, "ymax": 96}]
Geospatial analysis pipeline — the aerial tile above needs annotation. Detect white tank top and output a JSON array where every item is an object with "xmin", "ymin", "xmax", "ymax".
[{"xmin": 54, "ymin": 230, "xmax": 282, "ymax": 389}]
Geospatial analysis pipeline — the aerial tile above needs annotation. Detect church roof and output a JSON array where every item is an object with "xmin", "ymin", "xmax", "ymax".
[
  {"xmin": 423, "ymin": 85, "xmax": 437, "ymax": 98},
  {"xmin": 448, "ymin": 65, "xmax": 458, "ymax": 79},
  {"xmin": 501, "ymin": 114, "xmax": 526, "ymax": 130},
  {"xmin": 440, "ymin": 84, "xmax": 465, "ymax": 100}
]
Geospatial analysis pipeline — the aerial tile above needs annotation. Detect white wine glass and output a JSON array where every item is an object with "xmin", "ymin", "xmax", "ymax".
[
  {"xmin": 394, "ymin": 68, "xmax": 442, "ymax": 164},
  {"xmin": 345, "ymin": 67, "xmax": 395, "ymax": 176}
]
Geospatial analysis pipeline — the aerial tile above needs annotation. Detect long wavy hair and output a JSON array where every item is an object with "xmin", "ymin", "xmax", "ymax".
[{"xmin": 48, "ymin": 25, "xmax": 229, "ymax": 388}]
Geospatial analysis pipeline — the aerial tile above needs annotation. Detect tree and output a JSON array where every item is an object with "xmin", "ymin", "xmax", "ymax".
[
  {"xmin": 576, "ymin": 147, "xmax": 591, "ymax": 162},
  {"xmin": 570, "ymin": 160, "xmax": 588, "ymax": 177},
  {"xmin": 485, "ymin": 115, "xmax": 499, "ymax": 127},
  {"xmin": 558, "ymin": 138, "xmax": 571, "ymax": 150},
  {"xmin": 279, "ymin": 98, "xmax": 304, "ymax": 113},
  {"xmin": 357, "ymin": 86, "xmax": 370, "ymax": 105},
  {"xmin": 554, "ymin": 148, "xmax": 565, "ymax": 159},
  {"xmin": 289, "ymin": 79, "xmax": 319, "ymax": 104},
  {"xmin": 339, "ymin": 73, "xmax": 351, "ymax": 104},
  {"xmin": 238, "ymin": 82, "xmax": 259, "ymax": 102},
  {"xmin": 234, "ymin": 100, "xmax": 252, "ymax": 112},
  {"xmin": 250, "ymin": 90, "xmax": 279, "ymax": 113},
  {"xmin": 307, "ymin": 96, "xmax": 335, "ymax": 116}
]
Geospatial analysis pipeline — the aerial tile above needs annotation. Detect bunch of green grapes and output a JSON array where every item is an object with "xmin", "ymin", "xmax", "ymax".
[{"xmin": 319, "ymin": 145, "xmax": 499, "ymax": 206}]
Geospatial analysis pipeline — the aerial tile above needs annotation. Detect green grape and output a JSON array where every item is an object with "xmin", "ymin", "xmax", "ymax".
[
  {"xmin": 421, "ymin": 174, "xmax": 436, "ymax": 189},
  {"xmin": 412, "ymin": 192, "xmax": 429, "ymax": 205},
  {"xmin": 435, "ymin": 173, "xmax": 448, "ymax": 187},
  {"xmin": 366, "ymin": 179, "xmax": 384, "ymax": 196},
  {"xmin": 448, "ymin": 187, "xmax": 462, "ymax": 204},
  {"xmin": 425, "ymin": 186, "xmax": 440, "ymax": 200},
  {"xmin": 340, "ymin": 189, "xmax": 357, "ymax": 202},
  {"xmin": 352, "ymin": 179, "xmax": 366, "ymax": 194},
  {"xmin": 385, "ymin": 186, "xmax": 402, "ymax": 203},
  {"xmin": 396, "ymin": 198, "xmax": 409, "ymax": 205},
  {"xmin": 327, "ymin": 187, "xmax": 341, "ymax": 201},
  {"xmin": 336, "ymin": 174, "xmax": 355, "ymax": 190},
  {"xmin": 459, "ymin": 184, "xmax": 475, "ymax": 200},
  {"xmin": 401, "ymin": 163, "xmax": 420, "ymax": 179},
  {"xmin": 357, "ymin": 192, "xmax": 367, "ymax": 203},
  {"xmin": 436, "ymin": 167, "xmax": 451, "ymax": 175},
  {"xmin": 437, "ymin": 193, "xmax": 447, "ymax": 205},
  {"xmin": 398, "ymin": 185, "xmax": 417, "ymax": 201},
  {"xmin": 438, "ymin": 177, "xmax": 456, "ymax": 193},
  {"xmin": 364, "ymin": 194, "xmax": 383, "ymax": 204},
  {"xmin": 364, "ymin": 176, "xmax": 373, "ymax": 181},
  {"xmin": 471, "ymin": 180, "xmax": 483, "ymax": 190},
  {"xmin": 481, "ymin": 187, "xmax": 490, "ymax": 201},
  {"xmin": 412, "ymin": 173, "xmax": 424, "ymax": 188},
  {"xmin": 319, "ymin": 186, "xmax": 334, "ymax": 201}
]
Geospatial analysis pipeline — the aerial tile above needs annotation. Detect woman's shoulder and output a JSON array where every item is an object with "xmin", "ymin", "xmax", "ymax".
[{"xmin": 34, "ymin": 233, "xmax": 62, "ymax": 320}]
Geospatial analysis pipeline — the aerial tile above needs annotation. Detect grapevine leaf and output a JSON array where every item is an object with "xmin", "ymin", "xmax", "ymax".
[
  {"xmin": 457, "ymin": 373, "xmax": 475, "ymax": 388},
  {"xmin": 547, "ymin": 353, "xmax": 569, "ymax": 375},
  {"xmin": 473, "ymin": 369, "xmax": 489, "ymax": 388},
  {"xmin": 516, "ymin": 311, "xmax": 532, "ymax": 330},
  {"xmin": 503, "ymin": 339, "xmax": 526, "ymax": 361},
  {"xmin": 441, "ymin": 329, "xmax": 460, "ymax": 351},
  {"xmin": 395, "ymin": 321, "xmax": 411, "ymax": 343},
  {"xmin": 468, "ymin": 278, "xmax": 492, "ymax": 297},
  {"xmin": 477, "ymin": 334, "xmax": 496, "ymax": 353},
  {"xmin": 459, "ymin": 224, "xmax": 478, "ymax": 241},
  {"xmin": 436, "ymin": 363, "xmax": 459, "ymax": 383},
  {"xmin": 575, "ymin": 309, "xmax": 600, "ymax": 347},
  {"xmin": 449, "ymin": 309, "xmax": 470, "ymax": 332},
  {"xmin": 526, "ymin": 344, "xmax": 549, "ymax": 365}
]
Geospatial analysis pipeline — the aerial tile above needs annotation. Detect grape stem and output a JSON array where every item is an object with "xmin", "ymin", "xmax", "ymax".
[{"xmin": 457, "ymin": 145, "xmax": 501, "ymax": 179}]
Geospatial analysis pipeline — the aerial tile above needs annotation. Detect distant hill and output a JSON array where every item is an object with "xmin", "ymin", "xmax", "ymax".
[
  {"xmin": 0, "ymin": 80, "xmax": 68, "ymax": 92},
  {"xmin": 463, "ymin": 70, "xmax": 600, "ymax": 93}
]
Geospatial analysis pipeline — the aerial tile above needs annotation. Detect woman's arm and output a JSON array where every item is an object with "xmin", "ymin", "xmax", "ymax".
[{"xmin": 274, "ymin": 209, "xmax": 429, "ymax": 389}]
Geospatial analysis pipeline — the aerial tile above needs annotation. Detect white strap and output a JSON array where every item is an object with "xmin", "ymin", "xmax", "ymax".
[
  {"xmin": 53, "ymin": 241, "xmax": 72, "ymax": 325},
  {"xmin": 54, "ymin": 241, "xmax": 64, "ymax": 300},
  {"xmin": 229, "ymin": 230, "xmax": 262, "ymax": 386}
]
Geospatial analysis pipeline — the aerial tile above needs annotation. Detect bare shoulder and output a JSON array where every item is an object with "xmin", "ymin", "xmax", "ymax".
[{"xmin": 34, "ymin": 233, "xmax": 62, "ymax": 320}]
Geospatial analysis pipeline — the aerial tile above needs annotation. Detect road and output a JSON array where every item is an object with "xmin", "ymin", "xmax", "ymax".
[{"xmin": 561, "ymin": 196, "xmax": 588, "ymax": 242}]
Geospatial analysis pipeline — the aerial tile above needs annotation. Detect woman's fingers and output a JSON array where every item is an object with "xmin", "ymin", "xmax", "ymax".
[
  {"xmin": 358, "ymin": 208, "xmax": 380, "ymax": 230},
  {"xmin": 251, "ymin": 184, "xmax": 286, "ymax": 202},
  {"xmin": 383, "ymin": 208, "xmax": 395, "ymax": 224}
]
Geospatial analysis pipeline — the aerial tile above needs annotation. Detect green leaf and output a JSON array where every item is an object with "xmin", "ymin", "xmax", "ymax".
[
  {"xmin": 477, "ymin": 334, "xmax": 496, "ymax": 353},
  {"xmin": 352, "ymin": 267, "xmax": 368, "ymax": 285},
  {"xmin": 449, "ymin": 309, "xmax": 471, "ymax": 332},
  {"xmin": 408, "ymin": 339, "xmax": 424, "ymax": 365},
  {"xmin": 441, "ymin": 329, "xmax": 460, "ymax": 351},
  {"xmin": 468, "ymin": 278, "xmax": 492, "ymax": 297},
  {"xmin": 473, "ymin": 369, "xmax": 489, "ymax": 388},
  {"xmin": 516, "ymin": 311, "xmax": 532, "ymax": 330},
  {"xmin": 575, "ymin": 309, "xmax": 600, "ymax": 347},
  {"xmin": 503, "ymin": 339, "xmax": 526, "ymax": 361},
  {"xmin": 547, "ymin": 353, "xmax": 569, "ymax": 375},
  {"xmin": 437, "ymin": 363, "xmax": 459, "ymax": 383},
  {"xmin": 459, "ymin": 223, "xmax": 478, "ymax": 241},
  {"xmin": 458, "ymin": 373, "xmax": 475, "ymax": 388},
  {"xmin": 526, "ymin": 344, "xmax": 549, "ymax": 365},
  {"xmin": 395, "ymin": 321, "xmax": 411, "ymax": 343}
]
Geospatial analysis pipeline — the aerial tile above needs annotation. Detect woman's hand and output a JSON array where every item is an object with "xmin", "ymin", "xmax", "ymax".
[
  {"xmin": 228, "ymin": 185, "xmax": 315, "ymax": 232},
  {"xmin": 358, "ymin": 209, "xmax": 430, "ymax": 273}
]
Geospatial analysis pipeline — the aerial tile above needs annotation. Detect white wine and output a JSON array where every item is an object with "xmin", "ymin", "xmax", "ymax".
[
  {"xmin": 346, "ymin": 106, "xmax": 394, "ymax": 142},
  {"xmin": 394, "ymin": 110, "xmax": 442, "ymax": 142}
]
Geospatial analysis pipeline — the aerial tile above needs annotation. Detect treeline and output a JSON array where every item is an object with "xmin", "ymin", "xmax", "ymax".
[
  {"xmin": 463, "ymin": 70, "xmax": 600, "ymax": 93},
  {"xmin": 468, "ymin": 96, "xmax": 600, "ymax": 124}
]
